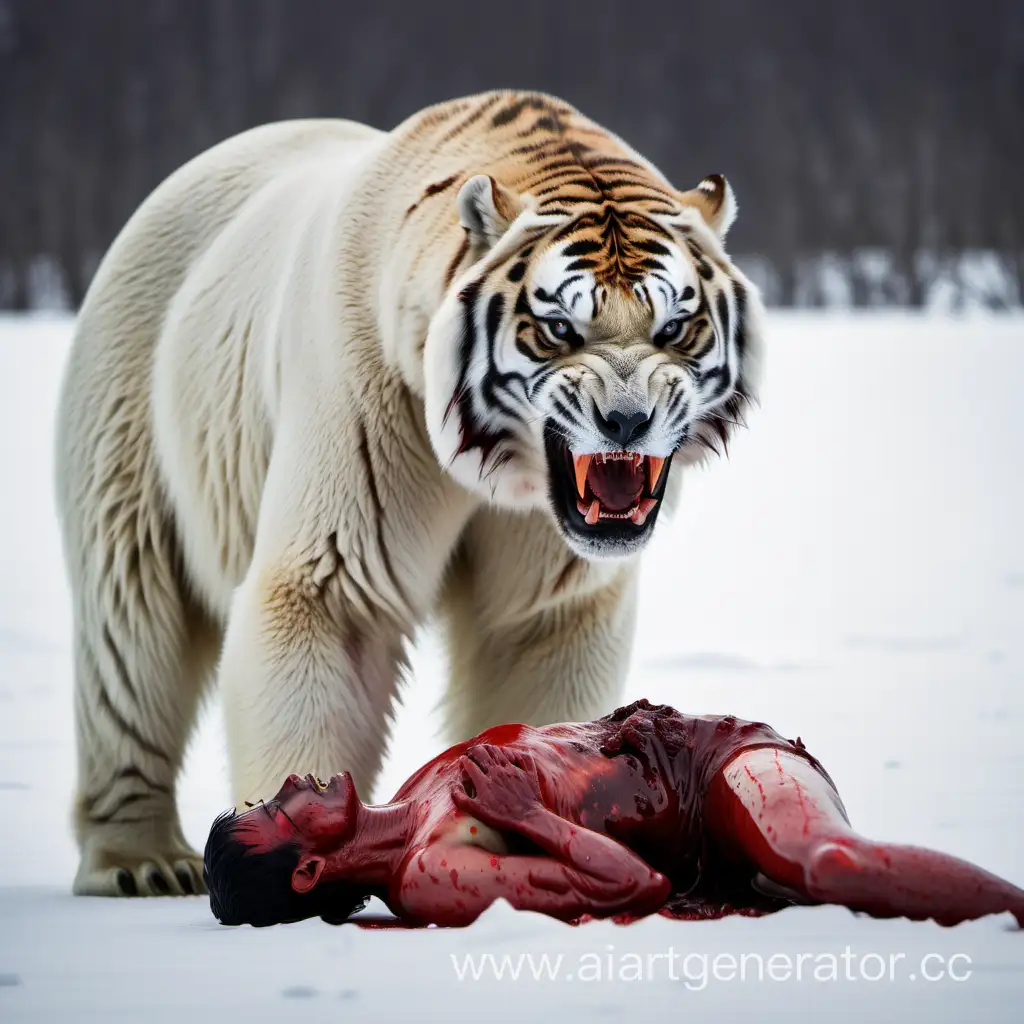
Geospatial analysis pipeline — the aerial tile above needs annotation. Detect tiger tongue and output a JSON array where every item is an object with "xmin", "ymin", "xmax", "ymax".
[{"xmin": 588, "ymin": 457, "xmax": 645, "ymax": 512}]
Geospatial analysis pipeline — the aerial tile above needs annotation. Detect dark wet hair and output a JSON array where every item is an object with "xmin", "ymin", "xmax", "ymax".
[{"xmin": 203, "ymin": 811, "xmax": 370, "ymax": 926}]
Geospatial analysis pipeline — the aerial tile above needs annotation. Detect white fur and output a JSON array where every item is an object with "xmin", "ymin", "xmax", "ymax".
[{"xmin": 56, "ymin": 106, "xmax": 648, "ymax": 897}]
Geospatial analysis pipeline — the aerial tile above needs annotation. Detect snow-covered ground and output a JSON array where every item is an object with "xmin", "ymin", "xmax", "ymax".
[{"xmin": 0, "ymin": 312, "xmax": 1021, "ymax": 1022}]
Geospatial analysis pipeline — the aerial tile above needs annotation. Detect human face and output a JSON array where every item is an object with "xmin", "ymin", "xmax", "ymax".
[{"xmin": 233, "ymin": 772, "xmax": 360, "ymax": 855}]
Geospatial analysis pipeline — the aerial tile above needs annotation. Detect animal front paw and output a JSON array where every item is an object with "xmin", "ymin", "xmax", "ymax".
[{"xmin": 73, "ymin": 845, "xmax": 206, "ymax": 897}]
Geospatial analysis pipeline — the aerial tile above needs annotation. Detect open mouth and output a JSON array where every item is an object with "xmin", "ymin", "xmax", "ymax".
[
  {"xmin": 570, "ymin": 451, "xmax": 665, "ymax": 526},
  {"xmin": 544, "ymin": 425, "xmax": 673, "ymax": 547}
]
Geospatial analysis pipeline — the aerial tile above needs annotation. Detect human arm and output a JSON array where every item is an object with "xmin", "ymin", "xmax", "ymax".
[
  {"xmin": 392, "ymin": 840, "xmax": 668, "ymax": 926},
  {"xmin": 452, "ymin": 743, "xmax": 667, "ymax": 893},
  {"xmin": 390, "ymin": 744, "xmax": 669, "ymax": 926}
]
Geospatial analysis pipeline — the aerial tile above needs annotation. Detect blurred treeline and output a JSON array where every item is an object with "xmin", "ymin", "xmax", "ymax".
[{"xmin": 1, "ymin": 0, "xmax": 1021, "ymax": 310}]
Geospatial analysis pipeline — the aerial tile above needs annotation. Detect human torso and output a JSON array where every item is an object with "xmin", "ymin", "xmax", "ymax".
[{"xmin": 396, "ymin": 701, "xmax": 811, "ymax": 896}]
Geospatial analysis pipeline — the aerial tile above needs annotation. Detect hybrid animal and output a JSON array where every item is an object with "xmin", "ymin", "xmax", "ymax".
[{"xmin": 56, "ymin": 91, "xmax": 764, "ymax": 897}]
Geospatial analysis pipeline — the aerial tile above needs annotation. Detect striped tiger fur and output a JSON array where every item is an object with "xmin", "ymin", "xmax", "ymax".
[{"xmin": 55, "ymin": 91, "xmax": 763, "ymax": 897}]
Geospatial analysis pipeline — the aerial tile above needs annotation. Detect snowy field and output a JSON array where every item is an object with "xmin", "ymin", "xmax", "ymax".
[{"xmin": 0, "ymin": 312, "xmax": 1022, "ymax": 1022}]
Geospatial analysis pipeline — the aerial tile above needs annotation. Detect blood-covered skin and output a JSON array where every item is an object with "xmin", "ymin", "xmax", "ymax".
[
  {"xmin": 232, "ymin": 771, "xmax": 413, "ymax": 893},
  {"xmin": 233, "ymin": 772, "xmax": 360, "ymax": 854},
  {"xmin": 705, "ymin": 748, "xmax": 1024, "ymax": 927},
  {"xmin": 226, "ymin": 701, "xmax": 1024, "ymax": 929}
]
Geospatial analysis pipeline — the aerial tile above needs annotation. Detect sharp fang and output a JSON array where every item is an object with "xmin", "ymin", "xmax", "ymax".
[
  {"xmin": 631, "ymin": 497, "xmax": 659, "ymax": 527},
  {"xmin": 585, "ymin": 499, "xmax": 601, "ymax": 525},
  {"xmin": 573, "ymin": 453, "xmax": 593, "ymax": 498},
  {"xmin": 648, "ymin": 456, "xmax": 666, "ymax": 491}
]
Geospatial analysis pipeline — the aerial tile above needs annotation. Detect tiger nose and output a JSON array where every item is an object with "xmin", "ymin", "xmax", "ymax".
[{"xmin": 596, "ymin": 408, "xmax": 651, "ymax": 446}]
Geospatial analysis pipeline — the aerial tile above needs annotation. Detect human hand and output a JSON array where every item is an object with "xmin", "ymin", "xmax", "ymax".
[{"xmin": 451, "ymin": 744, "xmax": 544, "ymax": 829}]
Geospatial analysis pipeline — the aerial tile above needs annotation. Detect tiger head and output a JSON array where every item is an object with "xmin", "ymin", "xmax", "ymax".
[{"xmin": 423, "ymin": 166, "xmax": 764, "ymax": 561}]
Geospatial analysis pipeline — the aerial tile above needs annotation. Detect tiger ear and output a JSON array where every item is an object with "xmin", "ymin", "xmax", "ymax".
[
  {"xmin": 678, "ymin": 174, "xmax": 738, "ymax": 240},
  {"xmin": 457, "ymin": 174, "xmax": 524, "ymax": 251}
]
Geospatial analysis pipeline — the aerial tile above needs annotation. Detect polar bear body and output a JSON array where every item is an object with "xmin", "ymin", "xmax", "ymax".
[{"xmin": 56, "ymin": 93, "xmax": 761, "ymax": 897}]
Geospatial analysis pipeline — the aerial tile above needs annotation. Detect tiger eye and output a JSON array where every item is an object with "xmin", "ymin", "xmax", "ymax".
[{"xmin": 655, "ymin": 319, "xmax": 684, "ymax": 343}]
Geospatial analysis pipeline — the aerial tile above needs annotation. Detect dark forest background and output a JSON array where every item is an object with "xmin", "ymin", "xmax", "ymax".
[{"xmin": 1, "ymin": 0, "xmax": 1022, "ymax": 310}]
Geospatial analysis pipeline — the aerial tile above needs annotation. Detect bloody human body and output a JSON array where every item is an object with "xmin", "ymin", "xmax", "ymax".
[{"xmin": 204, "ymin": 700, "xmax": 1024, "ymax": 928}]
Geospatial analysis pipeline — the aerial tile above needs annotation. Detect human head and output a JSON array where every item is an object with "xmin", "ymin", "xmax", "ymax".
[{"xmin": 203, "ymin": 772, "xmax": 369, "ymax": 926}]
